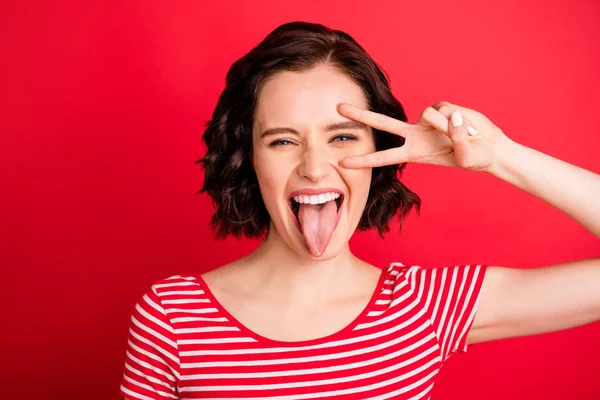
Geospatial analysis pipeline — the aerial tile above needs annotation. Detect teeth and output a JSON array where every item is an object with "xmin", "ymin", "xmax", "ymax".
[{"xmin": 292, "ymin": 192, "xmax": 341, "ymax": 205}]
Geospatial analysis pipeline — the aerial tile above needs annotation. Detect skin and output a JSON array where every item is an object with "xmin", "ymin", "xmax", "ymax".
[
  {"xmin": 252, "ymin": 65, "xmax": 375, "ymax": 262},
  {"xmin": 126, "ymin": 62, "xmax": 600, "ymax": 400},
  {"xmin": 337, "ymin": 100, "xmax": 600, "ymax": 344},
  {"xmin": 202, "ymin": 64, "xmax": 600, "ymax": 345},
  {"xmin": 201, "ymin": 65, "xmax": 384, "ymax": 341}
]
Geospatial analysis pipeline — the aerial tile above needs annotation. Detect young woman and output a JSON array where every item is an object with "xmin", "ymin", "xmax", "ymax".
[{"xmin": 120, "ymin": 22, "xmax": 600, "ymax": 399}]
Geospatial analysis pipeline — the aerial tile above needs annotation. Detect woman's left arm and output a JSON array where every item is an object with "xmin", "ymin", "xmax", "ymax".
[
  {"xmin": 489, "ymin": 132, "xmax": 600, "ymax": 238},
  {"xmin": 468, "ymin": 125, "xmax": 600, "ymax": 345},
  {"xmin": 337, "ymin": 101, "xmax": 600, "ymax": 345}
]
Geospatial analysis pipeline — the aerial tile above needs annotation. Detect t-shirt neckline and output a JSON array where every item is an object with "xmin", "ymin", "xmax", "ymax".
[{"xmin": 195, "ymin": 266, "xmax": 388, "ymax": 347}]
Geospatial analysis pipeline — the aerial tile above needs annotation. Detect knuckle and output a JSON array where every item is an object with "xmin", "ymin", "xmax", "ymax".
[
  {"xmin": 451, "ymin": 130, "xmax": 468, "ymax": 142},
  {"xmin": 359, "ymin": 108, "xmax": 368, "ymax": 122},
  {"xmin": 385, "ymin": 152, "xmax": 394, "ymax": 164},
  {"xmin": 420, "ymin": 106, "xmax": 436, "ymax": 121},
  {"xmin": 438, "ymin": 105, "xmax": 455, "ymax": 117},
  {"xmin": 458, "ymin": 160, "xmax": 471, "ymax": 169},
  {"xmin": 463, "ymin": 160, "xmax": 477, "ymax": 169},
  {"xmin": 433, "ymin": 101, "xmax": 451, "ymax": 110},
  {"xmin": 376, "ymin": 114, "xmax": 387, "ymax": 130}
]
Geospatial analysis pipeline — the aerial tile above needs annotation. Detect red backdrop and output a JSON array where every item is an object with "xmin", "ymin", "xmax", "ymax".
[{"xmin": 2, "ymin": 0, "xmax": 599, "ymax": 398}]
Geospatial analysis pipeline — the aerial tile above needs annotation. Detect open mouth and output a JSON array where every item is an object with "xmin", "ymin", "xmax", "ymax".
[{"xmin": 289, "ymin": 194, "xmax": 344, "ymax": 226}]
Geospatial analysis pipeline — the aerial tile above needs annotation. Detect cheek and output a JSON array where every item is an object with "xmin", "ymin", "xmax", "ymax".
[
  {"xmin": 344, "ymin": 168, "xmax": 373, "ymax": 202},
  {"xmin": 253, "ymin": 155, "xmax": 292, "ymax": 207},
  {"xmin": 357, "ymin": 170, "xmax": 373, "ymax": 197},
  {"xmin": 254, "ymin": 156, "xmax": 288, "ymax": 183}
]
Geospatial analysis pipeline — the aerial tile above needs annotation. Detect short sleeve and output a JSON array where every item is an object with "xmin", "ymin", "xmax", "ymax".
[
  {"xmin": 120, "ymin": 285, "xmax": 180, "ymax": 400},
  {"xmin": 400, "ymin": 264, "xmax": 487, "ymax": 362}
]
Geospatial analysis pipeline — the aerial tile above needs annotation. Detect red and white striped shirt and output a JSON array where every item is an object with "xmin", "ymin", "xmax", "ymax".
[{"xmin": 120, "ymin": 262, "xmax": 487, "ymax": 400}]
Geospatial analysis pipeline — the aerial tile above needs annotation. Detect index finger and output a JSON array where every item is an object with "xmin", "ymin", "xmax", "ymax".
[{"xmin": 337, "ymin": 103, "xmax": 411, "ymax": 137}]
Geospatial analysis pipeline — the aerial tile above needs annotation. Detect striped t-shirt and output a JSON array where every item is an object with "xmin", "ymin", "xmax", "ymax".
[{"xmin": 120, "ymin": 262, "xmax": 487, "ymax": 400}]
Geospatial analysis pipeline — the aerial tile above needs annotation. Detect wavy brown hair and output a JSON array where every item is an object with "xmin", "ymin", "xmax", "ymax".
[{"xmin": 197, "ymin": 21, "xmax": 420, "ymax": 240}]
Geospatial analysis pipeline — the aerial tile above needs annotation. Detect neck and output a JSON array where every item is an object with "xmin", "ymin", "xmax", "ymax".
[{"xmin": 243, "ymin": 223, "xmax": 369, "ymax": 308}]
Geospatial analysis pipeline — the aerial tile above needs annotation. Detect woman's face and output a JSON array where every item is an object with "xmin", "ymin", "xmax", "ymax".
[{"xmin": 252, "ymin": 64, "xmax": 376, "ymax": 259}]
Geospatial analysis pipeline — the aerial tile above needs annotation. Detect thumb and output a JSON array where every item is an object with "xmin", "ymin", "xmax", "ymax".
[{"xmin": 448, "ymin": 111, "xmax": 475, "ymax": 166}]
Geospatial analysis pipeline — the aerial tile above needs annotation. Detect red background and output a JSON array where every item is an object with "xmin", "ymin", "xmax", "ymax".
[{"xmin": 2, "ymin": 0, "xmax": 600, "ymax": 399}]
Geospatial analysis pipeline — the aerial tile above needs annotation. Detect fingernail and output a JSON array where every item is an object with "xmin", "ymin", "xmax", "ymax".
[
  {"xmin": 451, "ymin": 111, "xmax": 463, "ymax": 127},
  {"xmin": 467, "ymin": 125, "xmax": 478, "ymax": 136}
]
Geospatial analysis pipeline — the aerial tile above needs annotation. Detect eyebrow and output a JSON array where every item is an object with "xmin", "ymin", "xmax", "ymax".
[{"xmin": 260, "ymin": 121, "xmax": 367, "ymax": 139}]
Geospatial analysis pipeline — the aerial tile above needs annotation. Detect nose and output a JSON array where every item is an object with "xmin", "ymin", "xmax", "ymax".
[{"xmin": 297, "ymin": 145, "xmax": 333, "ymax": 182}]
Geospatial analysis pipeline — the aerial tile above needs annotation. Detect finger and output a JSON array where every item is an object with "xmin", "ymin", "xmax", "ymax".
[
  {"xmin": 433, "ymin": 103, "xmax": 454, "ymax": 117},
  {"xmin": 340, "ymin": 146, "xmax": 410, "ymax": 169},
  {"xmin": 434, "ymin": 103, "xmax": 479, "ymax": 136},
  {"xmin": 419, "ymin": 106, "xmax": 450, "ymax": 133},
  {"xmin": 437, "ymin": 101, "xmax": 475, "ymax": 116},
  {"xmin": 337, "ymin": 103, "xmax": 411, "ymax": 137},
  {"xmin": 432, "ymin": 100, "xmax": 454, "ymax": 110},
  {"xmin": 449, "ymin": 111, "xmax": 476, "ymax": 167}
]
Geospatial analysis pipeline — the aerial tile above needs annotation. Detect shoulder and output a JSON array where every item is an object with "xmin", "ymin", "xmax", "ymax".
[
  {"xmin": 152, "ymin": 273, "xmax": 201, "ymax": 292},
  {"xmin": 134, "ymin": 262, "xmax": 249, "ymax": 312},
  {"xmin": 384, "ymin": 262, "xmax": 488, "ymax": 293},
  {"xmin": 132, "ymin": 273, "xmax": 203, "ymax": 312},
  {"xmin": 386, "ymin": 261, "xmax": 487, "ymax": 277},
  {"xmin": 199, "ymin": 258, "xmax": 259, "ymax": 297},
  {"xmin": 383, "ymin": 262, "xmax": 422, "ymax": 286}
]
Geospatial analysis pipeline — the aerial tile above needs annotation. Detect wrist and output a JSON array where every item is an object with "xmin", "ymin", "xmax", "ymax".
[{"xmin": 484, "ymin": 132, "xmax": 522, "ymax": 178}]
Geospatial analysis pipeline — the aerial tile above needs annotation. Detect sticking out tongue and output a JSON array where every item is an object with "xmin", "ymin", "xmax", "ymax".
[{"xmin": 297, "ymin": 200, "xmax": 338, "ymax": 257}]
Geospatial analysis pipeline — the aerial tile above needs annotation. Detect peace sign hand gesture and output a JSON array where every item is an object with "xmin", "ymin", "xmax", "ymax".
[{"xmin": 337, "ymin": 101, "xmax": 508, "ymax": 172}]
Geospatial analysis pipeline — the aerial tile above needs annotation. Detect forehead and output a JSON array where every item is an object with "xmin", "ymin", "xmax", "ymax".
[{"xmin": 253, "ymin": 65, "xmax": 368, "ymax": 132}]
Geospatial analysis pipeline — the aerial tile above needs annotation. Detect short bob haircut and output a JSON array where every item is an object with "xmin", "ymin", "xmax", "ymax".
[{"xmin": 197, "ymin": 21, "xmax": 420, "ymax": 240}]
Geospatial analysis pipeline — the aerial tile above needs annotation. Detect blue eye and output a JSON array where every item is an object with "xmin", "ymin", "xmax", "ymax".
[
  {"xmin": 269, "ymin": 139, "xmax": 294, "ymax": 147},
  {"xmin": 269, "ymin": 134, "xmax": 358, "ymax": 147},
  {"xmin": 333, "ymin": 134, "xmax": 358, "ymax": 142}
]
